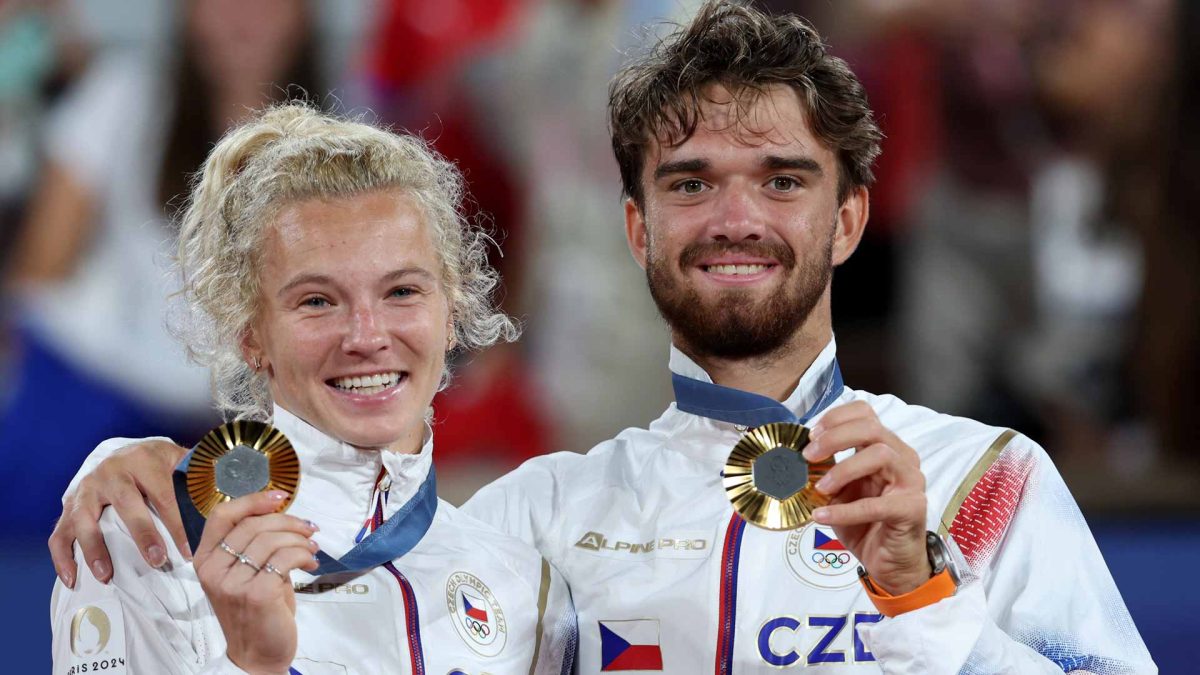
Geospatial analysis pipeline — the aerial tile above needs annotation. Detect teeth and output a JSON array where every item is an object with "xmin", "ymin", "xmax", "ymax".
[
  {"xmin": 333, "ymin": 372, "xmax": 401, "ymax": 391},
  {"xmin": 707, "ymin": 264, "xmax": 768, "ymax": 275}
]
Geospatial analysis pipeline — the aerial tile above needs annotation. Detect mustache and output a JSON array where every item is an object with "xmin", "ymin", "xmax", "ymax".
[{"xmin": 677, "ymin": 241, "xmax": 796, "ymax": 270}]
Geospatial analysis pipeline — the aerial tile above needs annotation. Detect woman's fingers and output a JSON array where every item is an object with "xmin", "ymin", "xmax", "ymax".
[
  {"xmin": 221, "ymin": 513, "xmax": 319, "ymax": 555},
  {"xmin": 266, "ymin": 545, "xmax": 322, "ymax": 577},
  {"xmin": 194, "ymin": 491, "xmax": 291, "ymax": 560},
  {"xmin": 223, "ymin": 531, "xmax": 319, "ymax": 585},
  {"xmin": 195, "ymin": 503, "xmax": 319, "ymax": 586},
  {"xmin": 240, "ymin": 531, "xmax": 319, "ymax": 567}
]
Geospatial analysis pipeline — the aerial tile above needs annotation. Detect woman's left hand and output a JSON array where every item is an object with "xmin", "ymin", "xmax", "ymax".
[{"xmin": 192, "ymin": 490, "xmax": 320, "ymax": 674}]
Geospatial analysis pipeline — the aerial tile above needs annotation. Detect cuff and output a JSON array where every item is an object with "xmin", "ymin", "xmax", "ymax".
[
  {"xmin": 860, "ymin": 567, "xmax": 957, "ymax": 617},
  {"xmin": 857, "ymin": 581, "xmax": 987, "ymax": 675}
]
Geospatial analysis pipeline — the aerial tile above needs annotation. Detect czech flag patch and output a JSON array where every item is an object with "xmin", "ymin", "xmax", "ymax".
[
  {"xmin": 462, "ymin": 592, "xmax": 489, "ymax": 623},
  {"xmin": 599, "ymin": 619, "xmax": 663, "ymax": 671},
  {"xmin": 813, "ymin": 529, "xmax": 846, "ymax": 550}
]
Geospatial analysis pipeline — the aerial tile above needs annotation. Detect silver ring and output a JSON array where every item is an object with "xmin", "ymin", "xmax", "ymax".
[
  {"xmin": 218, "ymin": 540, "xmax": 240, "ymax": 559},
  {"xmin": 236, "ymin": 552, "xmax": 261, "ymax": 572},
  {"xmin": 263, "ymin": 562, "xmax": 288, "ymax": 581}
]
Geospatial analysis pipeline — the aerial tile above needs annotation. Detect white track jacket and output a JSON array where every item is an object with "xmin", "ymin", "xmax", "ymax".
[
  {"xmin": 462, "ymin": 340, "xmax": 1156, "ymax": 674},
  {"xmin": 51, "ymin": 406, "xmax": 577, "ymax": 675},
  {"xmin": 57, "ymin": 341, "xmax": 1156, "ymax": 674}
]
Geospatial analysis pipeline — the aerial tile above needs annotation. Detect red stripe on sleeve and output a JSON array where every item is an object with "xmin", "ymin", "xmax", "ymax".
[{"xmin": 948, "ymin": 449, "xmax": 1035, "ymax": 567}]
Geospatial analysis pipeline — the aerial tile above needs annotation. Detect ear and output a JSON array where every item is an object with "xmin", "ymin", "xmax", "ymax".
[
  {"xmin": 240, "ymin": 324, "xmax": 265, "ymax": 370},
  {"xmin": 624, "ymin": 198, "xmax": 649, "ymax": 271},
  {"xmin": 831, "ymin": 185, "xmax": 869, "ymax": 267}
]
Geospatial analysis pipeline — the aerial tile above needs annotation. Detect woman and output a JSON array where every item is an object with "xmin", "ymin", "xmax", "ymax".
[{"xmin": 50, "ymin": 103, "xmax": 575, "ymax": 674}]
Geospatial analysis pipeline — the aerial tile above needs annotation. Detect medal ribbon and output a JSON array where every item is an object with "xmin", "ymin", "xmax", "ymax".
[
  {"xmin": 673, "ymin": 360, "xmax": 843, "ymax": 674},
  {"xmin": 173, "ymin": 452, "xmax": 438, "ymax": 574},
  {"xmin": 671, "ymin": 360, "xmax": 844, "ymax": 427}
]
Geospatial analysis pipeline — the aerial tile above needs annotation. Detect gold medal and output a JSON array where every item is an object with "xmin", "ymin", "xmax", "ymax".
[
  {"xmin": 185, "ymin": 420, "xmax": 300, "ymax": 517},
  {"xmin": 724, "ymin": 422, "xmax": 833, "ymax": 530}
]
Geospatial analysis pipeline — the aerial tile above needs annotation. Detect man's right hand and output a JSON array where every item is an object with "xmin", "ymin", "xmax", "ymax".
[{"xmin": 49, "ymin": 440, "xmax": 190, "ymax": 588}]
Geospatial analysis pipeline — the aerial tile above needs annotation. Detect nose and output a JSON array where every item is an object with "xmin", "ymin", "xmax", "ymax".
[
  {"xmin": 341, "ymin": 304, "xmax": 389, "ymax": 357},
  {"xmin": 705, "ymin": 181, "xmax": 767, "ymax": 243}
]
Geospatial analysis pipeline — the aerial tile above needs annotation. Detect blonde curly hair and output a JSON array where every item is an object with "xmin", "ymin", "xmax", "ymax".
[{"xmin": 172, "ymin": 102, "xmax": 518, "ymax": 420}]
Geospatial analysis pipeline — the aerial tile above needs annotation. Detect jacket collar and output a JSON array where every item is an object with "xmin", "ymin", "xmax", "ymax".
[
  {"xmin": 270, "ymin": 405, "xmax": 434, "ymax": 528},
  {"xmin": 667, "ymin": 336, "xmax": 839, "ymax": 421},
  {"xmin": 660, "ymin": 337, "xmax": 842, "ymax": 466}
]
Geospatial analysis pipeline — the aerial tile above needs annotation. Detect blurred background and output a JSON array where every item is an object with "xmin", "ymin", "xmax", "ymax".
[{"xmin": 1, "ymin": 0, "xmax": 1195, "ymax": 669}]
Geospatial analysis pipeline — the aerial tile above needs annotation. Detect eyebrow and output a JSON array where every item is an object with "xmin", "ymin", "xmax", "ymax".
[
  {"xmin": 653, "ymin": 158, "xmax": 710, "ymax": 181},
  {"xmin": 653, "ymin": 155, "xmax": 824, "ymax": 181},
  {"xmin": 763, "ymin": 155, "xmax": 824, "ymax": 176},
  {"xmin": 276, "ymin": 267, "xmax": 437, "ymax": 298}
]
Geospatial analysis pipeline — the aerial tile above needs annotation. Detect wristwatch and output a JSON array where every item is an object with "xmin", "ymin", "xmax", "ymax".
[
  {"xmin": 926, "ymin": 530, "xmax": 964, "ymax": 588},
  {"xmin": 857, "ymin": 531, "xmax": 966, "ymax": 617}
]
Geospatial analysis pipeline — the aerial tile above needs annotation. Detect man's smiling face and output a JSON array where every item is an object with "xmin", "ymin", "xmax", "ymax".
[{"xmin": 626, "ymin": 83, "xmax": 863, "ymax": 361}]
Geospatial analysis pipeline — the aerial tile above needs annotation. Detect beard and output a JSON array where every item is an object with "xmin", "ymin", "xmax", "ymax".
[{"xmin": 645, "ymin": 235, "xmax": 833, "ymax": 361}]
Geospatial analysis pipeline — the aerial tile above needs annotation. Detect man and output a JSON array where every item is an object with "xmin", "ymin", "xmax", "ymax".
[{"xmin": 51, "ymin": 2, "xmax": 1154, "ymax": 672}]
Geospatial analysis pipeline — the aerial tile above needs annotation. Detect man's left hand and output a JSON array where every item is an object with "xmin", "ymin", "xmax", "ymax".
[{"xmin": 803, "ymin": 401, "xmax": 930, "ymax": 595}]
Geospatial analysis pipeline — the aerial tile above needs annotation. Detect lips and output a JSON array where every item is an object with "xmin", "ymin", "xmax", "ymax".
[
  {"xmin": 701, "ymin": 262, "xmax": 775, "ymax": 275},
  {"xmin": 327, "ymin": 371, "xmax": 406, "ymax": 396}
]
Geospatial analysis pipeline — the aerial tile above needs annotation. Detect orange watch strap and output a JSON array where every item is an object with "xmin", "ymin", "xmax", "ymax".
[{"xmin": 859, "ymin": 567, "xmax": 957, "ymax": 617}]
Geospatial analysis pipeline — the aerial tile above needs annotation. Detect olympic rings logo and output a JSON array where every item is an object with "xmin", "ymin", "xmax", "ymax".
[
  {"xmin": 810, "ymin": 551, "xmax": 851, "ymax": 569},
  {"xmin": 464, "ymin": 616, "xmax": 491, "ymax": 638}
]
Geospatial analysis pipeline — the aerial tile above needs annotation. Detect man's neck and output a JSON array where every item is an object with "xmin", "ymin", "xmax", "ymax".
[{"xmin": 680, "ymin": 318, "xmax": 833, "ymax": 402}]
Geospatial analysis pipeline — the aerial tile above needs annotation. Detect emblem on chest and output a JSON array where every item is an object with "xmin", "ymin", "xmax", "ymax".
[
  {"xmin": 784, "ymin": 524, "xmax": 861, "ymax": 589},
  {"xmin": 446, "ymin": 572, "xmax": 508, "ymax": 657}
]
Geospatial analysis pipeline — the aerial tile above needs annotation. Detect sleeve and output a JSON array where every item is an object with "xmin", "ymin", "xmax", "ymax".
[
  {"xmin": 529, "ymin": 559, "xmax": 580, "ymax": 675},
  {"xmin": 61, "ymin": 436, "xmax": 173, "ymax": 502},
  {"xmin": 461, "ymin": 452, "xmax": 575, "ymax": 555},
  {"xmin": 50, "ymin": 511, "xmax": 250, "ymax": 674},
  {"xmin": 858, "ymin": 436, "xmax": 1157, "ymax": 674}
]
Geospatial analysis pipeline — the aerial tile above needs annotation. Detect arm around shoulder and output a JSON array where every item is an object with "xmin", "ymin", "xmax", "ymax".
[{"xmin": 51, "ymin": 436, "xmax": 188, "ymax": 588}]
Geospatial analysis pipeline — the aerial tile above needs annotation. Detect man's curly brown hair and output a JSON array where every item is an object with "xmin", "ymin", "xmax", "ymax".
[{"xmin": 609, "ymin": 0, "xmax": 883, "ymax": 208}]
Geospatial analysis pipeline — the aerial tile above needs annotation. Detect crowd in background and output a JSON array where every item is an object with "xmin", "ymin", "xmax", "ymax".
[{"xmin": 0, "ymin": 0, "xmax": 1196, "ymax": 542}]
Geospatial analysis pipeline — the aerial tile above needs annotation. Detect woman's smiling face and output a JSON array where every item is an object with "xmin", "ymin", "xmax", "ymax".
[{"xmin": 245, "ymin": 189, "xmax": 451, "ymax": 453}]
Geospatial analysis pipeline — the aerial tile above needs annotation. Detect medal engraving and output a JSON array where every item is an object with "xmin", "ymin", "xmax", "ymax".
[
  {"xmin": 724, "ymin": 422, "xmax": 833, "ymax": 530},
  {"xmin": 753, "ymin": 446, "xmax": 809, "ymax": 500},
  {"xmin": 215, "ymin": 444, "xmax": 271, "ymax": 498}
]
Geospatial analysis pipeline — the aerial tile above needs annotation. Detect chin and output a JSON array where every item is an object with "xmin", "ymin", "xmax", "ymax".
[
  {"xmin": 305, "ymin": 410, "xmax": 399, "ymax": 448},
  {"xmin": 340, "ymin": 433, "xmax": 404, "ymax": 451}
]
